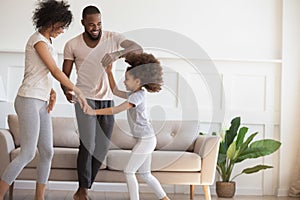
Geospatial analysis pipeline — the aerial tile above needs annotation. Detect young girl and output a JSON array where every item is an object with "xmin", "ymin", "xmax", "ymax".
[
  {"xmin": 0, "ymin": 1, "xmax": 88, "ymax": 200},
  {"xmin": 86, "ymin": 53, "xmax": 170, "ymax": 200}
]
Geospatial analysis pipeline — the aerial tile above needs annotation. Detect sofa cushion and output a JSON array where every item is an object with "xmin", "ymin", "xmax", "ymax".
[
  {"xmin": 7, "ymin": 114, "xmax": 19, "ymax": 146},
  {"xmin": 152, "ymin": 120, "xmax": 199, "ymax": 151},
  {"xmin": 110, "ymin": 120, "xmax": 200, "ymax": 151},
  {"xmin": 109, "ymin": 120, "xmax": 137, "ymax": 150},
  {"xmin": 52, "ymin": 117, "xmax": 79, "ymax": 148},
  {"xmin": 8, "ymin": 115, "xmax": 199, "ymax": 152},
  {"xmin": 10, "ymin": 147, "xmax": 106, "ymax": 169},
  {"xmin": 106, "ymin": 150, "xmax": 201, "ymax": 172},
  {"xmin": 7, "ymin": 115, "xmax": 80, "ymax": 148}
]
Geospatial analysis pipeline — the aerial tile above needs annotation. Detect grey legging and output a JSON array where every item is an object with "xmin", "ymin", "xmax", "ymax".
[{"xmin": 1, "ymin": 95, "xmax": 53, "ymax": 185}]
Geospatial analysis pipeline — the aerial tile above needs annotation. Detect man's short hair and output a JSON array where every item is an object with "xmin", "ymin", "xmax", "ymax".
[{"xmin": 82, "ymin": 5, "xmax": 101, "ymax": 19}]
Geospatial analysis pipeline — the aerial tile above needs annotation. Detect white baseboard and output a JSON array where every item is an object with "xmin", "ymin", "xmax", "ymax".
[
  {"xmin": 276, "ymin": 187, "xmax": 289, "ymax": 196},
  {"xmin": 14, "ymin": 180, "xmax": 36, "ymax": 189}
]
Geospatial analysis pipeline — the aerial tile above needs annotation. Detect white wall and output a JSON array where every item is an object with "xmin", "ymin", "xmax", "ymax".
[
  {"xmin": 0, "ymin": 0, "xmax": 298, "ymax": 196},
  {"xmin": 278, "ymin": 0, "xmax": 300, "ymax": 196},
  {"xmin": 0, "ymin": 0, "xmax": 281, "ymax": 58}
]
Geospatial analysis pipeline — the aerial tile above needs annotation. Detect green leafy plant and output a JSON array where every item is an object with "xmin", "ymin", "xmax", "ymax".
[{"xmin": 217, "ymin": 116, "xmax": 281, "ymax": 182}]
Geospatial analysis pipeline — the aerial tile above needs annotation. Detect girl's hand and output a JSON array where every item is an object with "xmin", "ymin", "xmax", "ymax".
[
  {"xmin": 47, "ymin": 89, "xmax": 56, "ymax": 113},
  {"xmin": 101, "ymin": 51, "xmax": 121, "ymax": 67},
  {"xmin": 105, "ymin": 64, "xmax": 113, "ymax": 73},
  {"xmin": 85, "ymin": 106, "xmax": 97, "ymax": 116}
]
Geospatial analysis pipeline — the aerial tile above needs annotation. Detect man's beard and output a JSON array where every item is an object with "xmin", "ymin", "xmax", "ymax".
[{"xmin": 85, "ymin": 29, "xmax": 102, "ymax": 41}]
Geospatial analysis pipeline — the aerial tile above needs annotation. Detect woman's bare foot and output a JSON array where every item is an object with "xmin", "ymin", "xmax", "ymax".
[
  {"xmin": 34, "ymin": 183, "xmax": 46, "ymax": 200},
  {"xmin": 0, "ymin": 180, "xmax": 9, "ymax": 200},
  {"xmin": 161, "ymin": 196, "xmax": 170, "ymax": 200}
]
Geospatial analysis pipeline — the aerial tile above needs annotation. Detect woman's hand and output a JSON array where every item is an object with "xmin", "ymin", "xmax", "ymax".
[
  {"xmin": 72, "ymin": 87, "xmax": 92, "ymax": 113},
  {"xmin": 47, "ymin": 89, "xmax": 56, "ymax": 113},
  {"xmin": 76, "ymin": 93, "xmax": 90, "ymax": 112}
]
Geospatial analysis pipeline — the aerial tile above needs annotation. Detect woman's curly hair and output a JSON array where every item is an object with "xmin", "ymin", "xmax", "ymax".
[
  {"xmin": 125, "ymin": 53, "xmax": 163, "ymax": 93},
  {"xmin": 32, "ymin": 0, "xmax": 72, "ymax": 29}
]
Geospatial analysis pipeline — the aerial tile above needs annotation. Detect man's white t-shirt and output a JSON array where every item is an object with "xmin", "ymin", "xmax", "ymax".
[
  {"xmin": 64, "ymin": 31, "xmax": 125, "ymax": 100},
  {"xmin": 17, "ymin": 31, "xmax": 56, "ymax": 101}
]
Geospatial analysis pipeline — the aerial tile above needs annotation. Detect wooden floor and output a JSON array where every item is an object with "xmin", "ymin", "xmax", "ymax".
[{"xmin": 3, "ymin": 189, "xmax": 297, "ymax": 200}]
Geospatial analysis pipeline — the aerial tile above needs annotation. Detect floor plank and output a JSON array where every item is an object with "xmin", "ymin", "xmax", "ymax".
[{"xmin": 3, "ymin": 189, "xmax": 297, "ymax": 200}]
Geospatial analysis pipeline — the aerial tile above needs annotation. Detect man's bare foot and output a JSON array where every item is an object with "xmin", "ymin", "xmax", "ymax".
[
  {"xmin": 73, "ymin": 187, "xmax": 89, "ymax": 200},
  {"xmin": 73, "ymin": 193, "xmax": 79, "ymax": 200},
  {"xmin": 73, "ymin": 187, "xmax": 80, "ymax": 200},
  {"xmin": 78, "ymin": 193, "xmax": 90, "ymax": 200}
]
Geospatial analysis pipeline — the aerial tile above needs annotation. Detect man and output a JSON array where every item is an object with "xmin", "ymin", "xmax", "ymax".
[{"xmin": 61, "ymin": 5, "xmax": 142, "ymax": 200}]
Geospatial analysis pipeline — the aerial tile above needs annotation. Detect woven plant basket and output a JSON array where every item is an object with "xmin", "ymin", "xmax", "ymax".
[{"xmin": 216, "ymin": 181, "xmax": 236, "ymax": 198}]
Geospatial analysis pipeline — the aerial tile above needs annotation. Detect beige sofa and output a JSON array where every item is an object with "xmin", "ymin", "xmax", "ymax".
[{"xmin": 0, "ymin": 114, "xmax": 220, "ymax": 200}]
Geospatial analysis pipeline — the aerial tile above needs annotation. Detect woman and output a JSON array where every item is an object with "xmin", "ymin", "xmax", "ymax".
[{"xmin": 0, "ymin": 1, "xmax": 89, "ymax": 200}]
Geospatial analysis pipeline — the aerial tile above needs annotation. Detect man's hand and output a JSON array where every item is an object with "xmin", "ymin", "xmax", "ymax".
[
  {"xmin": 64, "ymin": 90, "xmax": 76, "ymax": 103},
  {"xmin": 101, "ymin": 51, "xmax": 121, "ymax": 67},
  {"xmin": 47, "ymin": 89, "xmax": 56, "ymax": 113}
]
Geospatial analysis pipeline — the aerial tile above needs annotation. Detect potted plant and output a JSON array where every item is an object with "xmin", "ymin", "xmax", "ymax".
[{"xmin": 216, "ymin": 116, "xmax": 281, "ymax": 197}]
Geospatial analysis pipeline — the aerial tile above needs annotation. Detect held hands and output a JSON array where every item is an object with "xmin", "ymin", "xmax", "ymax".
[
  {"xmin": 85, "ymin": 106, "xmax": 97, "ymax": 116},
  {"xmin": 101, "ymin": 51, "xmax": 122, "ymax": 68},
  {"xmin": 66, "ymin": 87, "xmax": 94, "ymax": 114},
  {"xmin": 72, "ymin": 87, "xmax": 91, "ymax": 113},
  {"xmin": 64, "ymin": 89, "xmax": 76, "ymax": 103}
]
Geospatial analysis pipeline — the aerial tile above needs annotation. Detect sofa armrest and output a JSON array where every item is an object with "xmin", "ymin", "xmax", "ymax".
[
  {"xmin": 193, "ymin": 135, "xmax": 220, "ymax": 185},
  {"xmin": 0, "ymin": 129, "xmax": 16, "ymax": 176}
]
